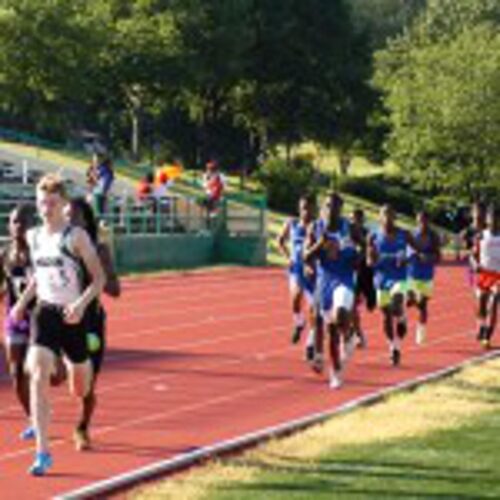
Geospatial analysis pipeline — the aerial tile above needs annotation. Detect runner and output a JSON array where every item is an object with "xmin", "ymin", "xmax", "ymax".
[
  {"xmin": 406, "ymin": 210, "xmax": 441, "ymax": 345},
  {"xmin": 351, "ymin": 208, "xmax": 376, "ymax": 349},
  {"xmin": 67, "ymin": 197, "xmax": 121, "ymax": 450},
  {"xmin": 305, "ymin": 193, "xmax": 358, "ymax": 389},
  {"xmin": 476, "ymin": 204, "xmax": 500, "ymax": 348},
  {"xmin": 277, "ymin": 195, "xmax": 317, "ymax": 349},
  {"xmin": 461, "ymin": 201, "xmax": 487, "ymax": 339},
  {"xmin": 11, "ymin": 174, "xmax": 105, "ymax": 476},
  {"xmin": 368, "ymin": 205, "xmax": 416, "ymax": 366},
  {"xmin": 0, "ymin": 205, "xmax": 35, "ymax": 439}
]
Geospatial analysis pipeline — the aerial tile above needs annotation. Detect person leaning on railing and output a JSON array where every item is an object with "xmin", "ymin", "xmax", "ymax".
[
  {"xmin": 201, "ymin": 160, "xmax": 225, "ymax": 215},
  {"xmin": 136, "ymin": 173, "xmax": 154, "ymax": 202}
]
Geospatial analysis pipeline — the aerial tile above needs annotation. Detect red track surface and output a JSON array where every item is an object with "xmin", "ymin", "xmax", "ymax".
[{"xmin": 0, "ymin": 263, "xmax": 491, "ymax": 499}]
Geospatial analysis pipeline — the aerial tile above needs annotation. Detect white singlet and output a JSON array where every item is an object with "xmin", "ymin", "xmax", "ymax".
[
  {"xmin": 27, "ymin": 225, "xmax": 83, "ymax": 306},
  {"xmin": 480, "ymin": 230, "xmax": 500, "ymax": 272}
]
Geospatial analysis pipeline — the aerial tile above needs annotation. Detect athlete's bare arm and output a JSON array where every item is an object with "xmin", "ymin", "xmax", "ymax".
[
  {"xmin": 429, "ymin": 230, "xmax": 442, "ymax": 264},
  {"xmin": 10, "ymin": 276, "xmax": 36, "ymax": 322},
  {"xmin": 304, "ymin": 225, "xmax": 326, "ymax": 262},
  {"xmin": 65, "ymin": 228, "xmax": 105, "ymax": 324},
  {"xmin": 277, "ymin": 220, "xmax": 291, "ymax": 260},
  {"xmin": 98, "ymin": 243, "xmax": 121, "ymax": 298}
]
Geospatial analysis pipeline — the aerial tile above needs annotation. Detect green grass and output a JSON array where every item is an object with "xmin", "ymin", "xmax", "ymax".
[
  {"xmin": 209, "ymin": 372, "xmax": 500, "ymax": 500},
  {"xmin": 132, "ymin": 358, "xmax": 500, "ymax": 500},
  {"xmin": 208, "ymin": 416, "xmax": 500, "ymax": 499}
]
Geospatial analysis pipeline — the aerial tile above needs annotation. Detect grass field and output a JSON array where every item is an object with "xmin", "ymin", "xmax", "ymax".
[{"xmin": 132, "ymin": 357, "xmax": 500, "ymax": 500}]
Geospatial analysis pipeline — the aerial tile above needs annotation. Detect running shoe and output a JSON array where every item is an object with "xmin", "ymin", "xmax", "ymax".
[
  {"xmin": 329, "ymin": 369, "xmax": 343, "ymax": 390},
  {"xmin": 481, "ymin": 338, "xmax": 491, "ymax": 350},
  {"xmin": 29, "ymin": 452, "xmax": 53, "ymax": 476},
  {"xmin": 20, "ymin": 425, "xmax": 36, "ymax": 441},
  {"xmin": 73, "ymin": 428, "xmax": 91, "ymax": 451}
]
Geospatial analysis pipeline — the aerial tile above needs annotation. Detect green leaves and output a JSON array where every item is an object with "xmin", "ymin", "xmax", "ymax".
[{"xmin": 374, "ymin": 0, "xmax": 500, "ymax": 199}]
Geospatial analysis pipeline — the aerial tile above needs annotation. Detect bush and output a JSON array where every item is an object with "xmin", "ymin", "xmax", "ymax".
[
  {"xmin": 338, "ymin": 174, "xmax": 420, "ymax": 216},
  {"xmin": 254, "ymin": 158, "xmax": 320, "ymax": 214}
]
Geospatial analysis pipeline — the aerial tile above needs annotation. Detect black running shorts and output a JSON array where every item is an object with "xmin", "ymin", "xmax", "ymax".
[{"xmin": 32, "ymin": 303, "xmax": 89, "ymax": 364}]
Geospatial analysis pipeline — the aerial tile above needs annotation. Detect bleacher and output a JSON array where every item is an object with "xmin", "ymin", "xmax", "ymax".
[
  {"xmin": 0, "ymin": 158, "xmax": 37, "ymax": 236},
  {"xmin": 0, "ymin": 151, "xmax": 267, "ymax": 270}
]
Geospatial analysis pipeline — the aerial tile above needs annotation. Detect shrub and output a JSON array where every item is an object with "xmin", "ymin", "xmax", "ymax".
[
  {"xmin": 255, "ymin": 157, "xmax": 320, "ymax": 214},
  {"xmin": 338, "ymin": 174, "xmax": 419, "ymax": 216}
]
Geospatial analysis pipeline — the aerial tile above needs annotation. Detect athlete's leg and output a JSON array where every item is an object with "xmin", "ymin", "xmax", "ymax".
[
  {"xmin": 416, "ymin": 296, "xmax": 429, "ymax": 344},
  {"xmin": 289, "ymin": 276, "xmax": 305, "ymax": 344},
  {"xmin": 6, "ymin": 342, "xmax": 30, "ymax": 417},
  {"xmin": 327, "ymin": 320, "xmax": 343, "ymax": 389},
  {"xmin": 66, "ymin": 358, "xmax": 92, "ymax": 399},
  {"xmin": 26, "ymin": 345, "xmax": 55, "ymax": 455},
  {"xmin": 477, "ymin": 290, "xmax": 489, "ymax": 341},
  {"xmin": 485, "ymin": 291, "xmax": 499, "ymax": 346},
  {"xmin": 392, "ymin": 290, "xmax": 407, "ymax": 339}
]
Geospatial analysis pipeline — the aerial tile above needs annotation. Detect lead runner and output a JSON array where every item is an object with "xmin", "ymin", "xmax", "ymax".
[{"xmin": 12, "ymin": 174, "xmax": 105, "ymax": 476}]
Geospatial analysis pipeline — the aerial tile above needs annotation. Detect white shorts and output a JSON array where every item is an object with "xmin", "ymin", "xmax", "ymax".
[{"xmin": 323, "ymin": 284, "xmax": 355, "ymax": 321}]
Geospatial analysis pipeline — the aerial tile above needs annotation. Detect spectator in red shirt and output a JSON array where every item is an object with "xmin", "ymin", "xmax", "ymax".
[
  {"xmin": 136, "ymin": 173, "xmax": 154, "ymax": 202},
  {"xmin": 202, "ymin": 160, "xmax": 225, "ymax": 213}
]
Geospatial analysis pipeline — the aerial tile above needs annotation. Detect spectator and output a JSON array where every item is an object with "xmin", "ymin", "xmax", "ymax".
[
  {"xmin": 90, "ymin": 153, "xmax": 114, "ymax": 217},
  {"xmin": 86, "ymin": 156, "xmax": 98, "ymax": 193},
  {"xmin": 202, "ymin": 160, "xmax": 225, "ymax": 213},
  {"xmin": 136, "ymin": 173, "xmax": 155, "ymax": 202},
  {"xmin": 154, "ymin": 169, "xmax": 171, "ymax": 201}
]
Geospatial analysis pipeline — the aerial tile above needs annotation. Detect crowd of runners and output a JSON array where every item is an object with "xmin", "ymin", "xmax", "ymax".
[
  {"xmin": 0, "ymin": 173, "xmax": 499, "ymax": 477},
  {"xmin": 278, "ymin": 194, "xmax": 500, "ymax": 389}
]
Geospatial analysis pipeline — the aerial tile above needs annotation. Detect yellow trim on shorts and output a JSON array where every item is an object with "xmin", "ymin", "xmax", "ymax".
[
  {"xmin": 377, "ymin": 281, "xmax": 408, "ymax": 308},
  {"xmin": 408, "ymin": 279, "xmax": 434, "ymax": 299}
]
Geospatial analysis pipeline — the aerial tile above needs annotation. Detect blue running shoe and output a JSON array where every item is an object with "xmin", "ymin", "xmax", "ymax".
[
  {"xmin": 29, "ymin": 452, "xmax": 53, "ymax": 476},
  {"xmin": 20, "ymin": 426, "xmax": 36, "ymax": 441}
]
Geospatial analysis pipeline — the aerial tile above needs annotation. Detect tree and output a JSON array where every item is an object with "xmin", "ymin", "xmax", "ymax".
[
  {"xmin": 86, "ymin": 0, "xmax": 180, "ymax": 159},
  {"xmin": 0, "ymin": 0, "xmax": 107, "ymax": 138},
  {"xmin": 243, "ymin": 0, "xmax": 366, "ymax": 163},
  {"xmin": 374, "ymin": 0, "xmax": 500, "ymax": 199}
]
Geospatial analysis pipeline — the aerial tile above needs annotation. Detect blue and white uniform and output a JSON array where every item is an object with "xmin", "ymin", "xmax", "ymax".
[
  {"xmin": 316, "ymin": 218, "xmax": 357, "ymax": 320},
  {"xmin": 371, "ymin": 229, "xmax": 408, "ymax": 308},
  {"xmin": 287, "ymin": 219, "xmax": 316, "ymax": 304}
]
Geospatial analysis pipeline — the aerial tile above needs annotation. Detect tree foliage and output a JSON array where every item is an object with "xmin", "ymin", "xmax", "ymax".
[
  {"xmin": 0, "ymin": 0, "xmax": 372, "ymax": 168},
  {"xmin": 374, "ymin": 0, "xmax": 500, "ymax": 199}
]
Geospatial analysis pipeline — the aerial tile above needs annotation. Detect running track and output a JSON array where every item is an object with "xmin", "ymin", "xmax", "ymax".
[{"xmin": 0, "ymin": 263, "xmax": 492, "ymax": 499}]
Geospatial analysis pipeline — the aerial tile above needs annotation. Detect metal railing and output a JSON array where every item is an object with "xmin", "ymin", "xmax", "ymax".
[
  {"xmin": 0, "ymin": 192, "xmax": 266, "ymax": 239},
  {"xmin": 0, "ymin": 137, "xmax": 267, "ymax": 238}
]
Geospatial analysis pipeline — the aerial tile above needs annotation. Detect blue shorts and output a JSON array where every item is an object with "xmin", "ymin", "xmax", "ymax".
[{"xmin": 288, "ymin": 269, "xmax": 316, "ymax": 305}]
